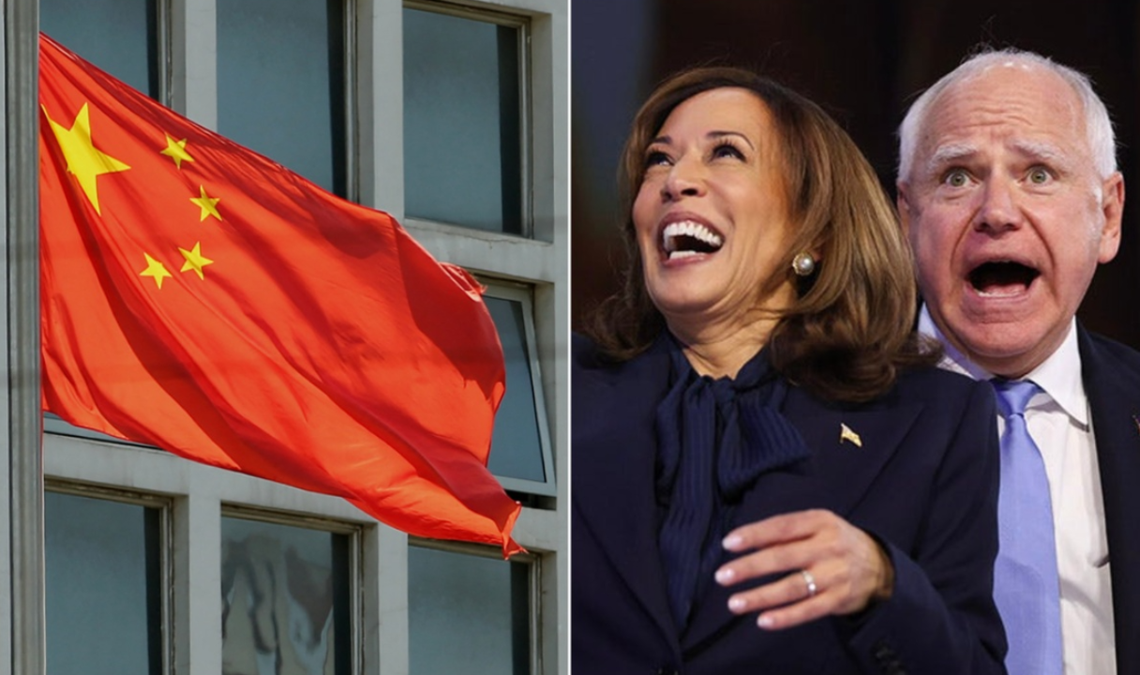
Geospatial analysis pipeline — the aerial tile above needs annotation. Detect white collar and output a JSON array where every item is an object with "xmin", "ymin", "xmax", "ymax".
[{"xmin": 917, "ymin": 305, "xmax": 1088, "ymax": 426}]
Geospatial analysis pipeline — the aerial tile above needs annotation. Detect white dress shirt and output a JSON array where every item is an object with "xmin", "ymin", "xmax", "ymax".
[{"xmin": 919, "ymin": 307, "xmax": 1116, "ymax": 675}]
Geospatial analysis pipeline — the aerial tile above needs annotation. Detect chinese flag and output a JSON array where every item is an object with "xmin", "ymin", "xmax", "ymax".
[{"xmin": 38, "ymin": 34, "xmax": 522, "ymax": 555}]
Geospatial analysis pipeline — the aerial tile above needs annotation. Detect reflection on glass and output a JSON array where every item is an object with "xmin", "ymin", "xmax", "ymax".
[
  {"xmin": 216, "ymin": 0, "xmax": 346, "ymax": 194},
  {"xmin": 404, "ymin": 8, "xmax": 523, "ymax": 233},
  {"xmin": 41, "ymin": 0, "xmax": 156, "ymax": 97},
  {"xmin": 221, "ymin": 517, "xmax": 350, "ymax": 675},
  {"xmin": 408, "ymin": 546, "xmax": 530, "ymax": 675},
  {"xmin": 484, "ymin": 296, "xmax": 545, "ymax": 483},
  {"xmin": 46, "ymin": 491, "xmax": 162, "ymax": 675}
]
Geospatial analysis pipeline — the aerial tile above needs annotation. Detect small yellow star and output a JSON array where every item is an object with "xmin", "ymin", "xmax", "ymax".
[
  {"xmin": 160, "ymin": 134, "xmax": 194, "ymax": 169},
  {"xmin": 140, "ymin": 253, "xmax": 172, "ymax": 289},
  {"xmin": 179, "ymin": 241, "xmax": 214, "ymax": 280},
  {"xmin": 43, "ymin": 103, "xmax": 131, "ymax": 214},
  {"xmin": 190, "ymin": 185, "xmax": 222, "ymax": 222}
]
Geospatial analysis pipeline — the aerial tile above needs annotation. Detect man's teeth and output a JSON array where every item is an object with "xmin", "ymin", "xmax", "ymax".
[
  {"xmin": 976, "ymin": 286, "xmax": 1028, "ymax": 298},
  {"xmin": 662, "ymin": 221, "xmax": 724, "ymax": 255}
]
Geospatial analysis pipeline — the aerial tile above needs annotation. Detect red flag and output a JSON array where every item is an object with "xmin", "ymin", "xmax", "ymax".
[{"xmin": 38, "ymin": 33, "xmax": 522, "ymax": 556}]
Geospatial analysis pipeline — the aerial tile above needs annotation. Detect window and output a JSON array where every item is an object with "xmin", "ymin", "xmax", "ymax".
[
  {"xmin": 45, "ymin": 488, "xmax": 166, "ymax": 675},
  {"xmin": 221, "ymin": 514, "xmax": 353, "ymax": 675},
  {"xmin": 408, "ymin": 543, "xmax": 535, "ymax": 675},
  {"xmin": 483, "ymin": 282, "xmax": 555, "ymax": 496},
  {"xmin": 403, "ymin": 3, "xmax": 527, "ymax": 234},
  {"xmin": 41, "ymin": 0, "xmax": 160, "ymax": 99},
  {"xmin": 216, "ymin": 0, "xmax": 349, "ymax": 195}
]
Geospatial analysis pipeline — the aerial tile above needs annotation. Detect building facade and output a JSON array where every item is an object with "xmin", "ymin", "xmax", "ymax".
[{"xmin": 3, "ymin": 0, "xmax": 567, "ymax": 672}]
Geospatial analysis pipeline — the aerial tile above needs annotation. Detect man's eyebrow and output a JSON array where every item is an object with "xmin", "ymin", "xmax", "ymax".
[
  {"xmin": 1011, "ymin": 139, "xmax": 1066, "ymax": 164},
  {"xmin": 926, "ymin": 143, "xmax": 977, "ymax": 170}
]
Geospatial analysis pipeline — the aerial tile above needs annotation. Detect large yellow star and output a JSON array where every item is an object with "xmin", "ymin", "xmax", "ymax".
[
  {"xmin": 179, "ymin": 241, "xmax": 214, "ymax": 280},
  {"xmin": 190, "ymin": 185, "xmax": 222, "ymax": 222},
  {"xmin": 43, "ymin": 103, "xmax": 131, "ymax": 214},
  {"xmin": 160, "ymin": 134, "xmax": 194, "ymax": 169},
  {"xmin": 140, "ymin": 253, "xmax": 172, "ymax": 289}
]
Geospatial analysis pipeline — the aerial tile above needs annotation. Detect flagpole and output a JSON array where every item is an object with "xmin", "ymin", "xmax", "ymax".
[{"xmin": 6, "ymin": 0, "xmax": 44, "ymax": 672}]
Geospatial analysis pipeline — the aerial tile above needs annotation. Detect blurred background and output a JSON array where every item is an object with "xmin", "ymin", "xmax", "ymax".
[{"xmin": 571, "ymin": 0, "xmax": 1140, "ymax": 348}]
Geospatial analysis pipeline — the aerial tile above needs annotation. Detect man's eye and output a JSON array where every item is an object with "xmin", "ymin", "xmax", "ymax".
[
  {"xmin": 943, "ymin": 169, "xmax": 969, "ymax": 188},
  {"xmin": 1028, "ymin": 167, "xmax": 1052, "ymax": 184}
]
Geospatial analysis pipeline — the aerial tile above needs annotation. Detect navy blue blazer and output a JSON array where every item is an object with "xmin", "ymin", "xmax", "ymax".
[
  {"xmin": 1078, "ymin": 326, "xmax": 1140, "ymax": 675},
  {"xmin": 572, "ymin": 334, "xmax": 1007, "ymax": 675}
]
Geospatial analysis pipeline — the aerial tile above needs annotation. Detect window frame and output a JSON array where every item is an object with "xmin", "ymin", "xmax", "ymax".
[
  {"xmin": 220, "ymin": 504, "xmax": 364, "ymax": 675},
  {"xmin": 44, "ymin": 481, "xmax": 174, "ymax": 675},
  {"xmin": 408, "ymin": 537, "xmax": 543, "ymax": 675},
  {"xmin": 480, "ymin": 279, "xmax": 556, "ymax": 497},
  {"xmin": 401, "ymin": 0, "xmax": 533, "ymax": 238}
]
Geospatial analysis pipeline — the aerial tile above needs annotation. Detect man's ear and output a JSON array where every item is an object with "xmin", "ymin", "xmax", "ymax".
[
  {"xmin": 1098, "ymin": 172, "xmax": 1125, "ymax": 264},
  {"xmin": 896, "ymin": 182, "xmax": 912, "ymax": 239}
]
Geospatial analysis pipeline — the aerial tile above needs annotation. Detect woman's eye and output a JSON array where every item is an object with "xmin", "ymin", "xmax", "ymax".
[
  {"xmin": 1028, "ymin": 167, "xmax": 1052, "ymax": 184},
  {"xmin": 644, "ymin": 150, "xmax": 671, "ymax": 168},
  {"xmin": 712, "ymin": 143, "xmax": 744, "ymax": 160},
  {"xmin": 943, "ymin": 169, "xmax": 969, "ymax": 188}
]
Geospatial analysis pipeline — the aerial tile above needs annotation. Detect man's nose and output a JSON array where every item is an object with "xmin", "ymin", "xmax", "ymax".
[
  {"xmin": 660, "ymin": 157, "xmax": 706, "ymax": 201},
  {"xmin": 974, "ymin": 179, "xmax": 1025, "ymax": 233}
]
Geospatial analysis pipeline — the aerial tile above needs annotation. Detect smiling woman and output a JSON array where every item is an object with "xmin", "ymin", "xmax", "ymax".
[
  {"xmin": 631, "ymin": 88, "xmax": 796, "ymax": 367},
  {"xmin": 572, "ymin": 66, "xmax": 1009, "ymax": 674},
  {"xmin": 584, "ymin": 67, "xmax": 933, "ymax": 400}
]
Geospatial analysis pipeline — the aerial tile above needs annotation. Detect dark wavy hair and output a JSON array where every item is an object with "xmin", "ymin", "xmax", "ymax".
[{"xmin": 583, "ymin": 66, "xmax": 937, "ymax": 402}]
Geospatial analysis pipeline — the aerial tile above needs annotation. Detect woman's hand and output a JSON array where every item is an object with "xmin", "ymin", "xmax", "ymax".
[{"xmin": 714, "ymin": 509, "xmax": 894, "ymax": 630}]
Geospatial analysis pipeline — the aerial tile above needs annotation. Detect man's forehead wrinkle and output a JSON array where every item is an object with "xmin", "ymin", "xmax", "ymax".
[{"xmin": 917, "ymin": 78, "xmax": 1086, "ymax": 163}]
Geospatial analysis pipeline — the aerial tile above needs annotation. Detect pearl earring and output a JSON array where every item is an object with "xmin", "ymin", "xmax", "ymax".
[{"xmin": 792, "ymin": 252, "xmax": 816, "ymax": 277}]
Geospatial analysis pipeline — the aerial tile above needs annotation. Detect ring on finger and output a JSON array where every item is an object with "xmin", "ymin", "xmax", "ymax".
[{"xmin": 800, "ymin": 569, "xmax": 818, "ymax": 599}]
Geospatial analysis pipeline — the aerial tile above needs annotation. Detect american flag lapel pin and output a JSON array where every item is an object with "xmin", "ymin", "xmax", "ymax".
[{"xmin": 839, "ymin": 423, "xmax": 862, "ymax": 448}]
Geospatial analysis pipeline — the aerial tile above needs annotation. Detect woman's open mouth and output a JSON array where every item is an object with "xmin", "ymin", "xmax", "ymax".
[{"xmin": 661, "ymin": 220, "xmax": 724, "ymax": 260}]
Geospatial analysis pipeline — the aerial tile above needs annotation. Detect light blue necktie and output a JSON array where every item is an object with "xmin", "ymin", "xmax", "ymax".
[{"xmin": 991, "ymin": 379, "xmax": 1063, "ymax": 675}]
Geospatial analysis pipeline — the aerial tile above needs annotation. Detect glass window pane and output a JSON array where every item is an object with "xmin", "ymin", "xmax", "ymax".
[
  {"xmin": 408, "ymin": 546, "xmax": 531, "ymax": 675},
  {"xmin": 221, "ymin": 517, "xmax": 351, "ymax": 675},
  {"xmin": 45, "ymin": 492, "xmax": 162, "ymax": 675},
  {"xmin": 41, "ymin": 0, "xmax": 157, "ymax": 97},
  {"xmin": 485, "ymin": 296, "xmax": 545, "ymax": 483},
  {"xmin": 404, "ymin": 8, "xmax": 523, "ymax": 234},
  {"xmin": 216, "ymin": 0, "xmax": 346, "ymax": 194}
]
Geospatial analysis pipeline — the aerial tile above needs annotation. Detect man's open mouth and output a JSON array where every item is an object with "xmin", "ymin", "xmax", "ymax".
[
  {"xmin": 662, "ymin": 221, "xmax": 724, "ymax": 260},
  {"xmin": 968, "ymin": 261, "xmax": 1040, "ymax": 297}
]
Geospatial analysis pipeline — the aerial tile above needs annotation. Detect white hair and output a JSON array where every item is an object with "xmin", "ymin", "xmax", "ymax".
[{"xmin": 897, "ymin": 48, "xmax": 1117, "ymax": 183}]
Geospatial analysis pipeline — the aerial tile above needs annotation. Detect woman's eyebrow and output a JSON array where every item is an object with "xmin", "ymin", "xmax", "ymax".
[{"xmin": 708, "ymin": 130, "xmax": 754, "ymax": 150}]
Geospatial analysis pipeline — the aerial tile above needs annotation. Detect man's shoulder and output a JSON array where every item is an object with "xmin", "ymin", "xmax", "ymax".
[{"xmin": 1079, "ymin": 327, "xmax": 1140, "ymax": 376}]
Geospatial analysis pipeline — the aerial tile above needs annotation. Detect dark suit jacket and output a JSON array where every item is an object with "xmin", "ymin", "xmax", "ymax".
[
  {"xmin": 1079, "ymin": 326, "xmax": 1140, "ymax": 675},
  {"xmin": 572, "ymin": 334, "xmax": 1007, "ymax": 674}
]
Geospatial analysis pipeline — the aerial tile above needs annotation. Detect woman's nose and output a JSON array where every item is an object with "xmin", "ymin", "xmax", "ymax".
[{"xmin": 660, "ymin": 157, "xmax": 706, "ymax": 201}]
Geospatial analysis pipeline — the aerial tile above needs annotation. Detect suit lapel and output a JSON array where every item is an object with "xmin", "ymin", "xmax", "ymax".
[
  {"xmin": 572, "ymin": 342, "xmax": 678, "ymax": 648},
  {"xmin": 1079, "ymin": 327, "xmax": 1140, "ymax": 674},
  {"xmin": 682, "ymin": 389, "xmax": 924, "ymax": 651}
]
